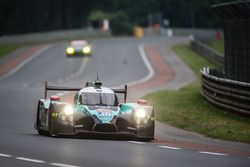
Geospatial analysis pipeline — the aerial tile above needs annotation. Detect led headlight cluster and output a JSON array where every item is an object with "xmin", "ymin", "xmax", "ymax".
[
  {"xmin": 66, "ymin": 47, "xmax": 75, "ymax": 54},
  {"xmin": 82, "ymin": 46, "xmax": 91, "ymax": 54},
  {"xmin": 63, "ymin": 105, "xmax": 74, "ymax": 116},
  {"xmin": 135, "ymin": 108, "xmax": 146, "ymax": 118}
]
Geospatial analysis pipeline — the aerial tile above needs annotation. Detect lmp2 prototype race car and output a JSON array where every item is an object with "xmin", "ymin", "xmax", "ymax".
[
  {"xmin": 65, "ymin": 40, "xmax": 92, "ymax": 56},
  {"xmin": 34, "ymin": 80, "xmax": 155, "ymax": 140}
]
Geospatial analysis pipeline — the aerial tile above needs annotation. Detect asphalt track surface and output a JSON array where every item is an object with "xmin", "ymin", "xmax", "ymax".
[{"xmin": 0, "ymin": 37, "xmax": 249, "ymax": 167}]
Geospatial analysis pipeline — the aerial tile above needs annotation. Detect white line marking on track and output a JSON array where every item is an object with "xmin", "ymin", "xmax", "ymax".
[
  {"xmin": 0, "ymin": 153, "xmax": 82, "ymax": 167},
  {"xmin": 54, "ymin": 56, "xmax": 88, "ymax": 84},
  {"xmin": 0, "ymin": 153, "xmax": 12, "ymax": 157},
  {"xmin": 158, "ymin": 145, "xmax": 182, "ymax": 150},
  {"xmin": 74, "ymin": 57, "xmax": 89, "ymax": 78},
  {"xmin": 15, "ymin": 157, "xmax": 45, "ymax": 163},
  {"xmin": 134, "ymin": 44, "xmax": 155, "ymax": 84},
  {"xmin": 50, "ymin": 162, "xmax": 80, "ymax": 167},
  {"xmin": 113, "ymin": 44, "xmax": 154, "ymax": 88},
  {"xmin": 0, "ymin": 45, "xmax": 52, "ymax": 81},
  {"xmin": 128, "ymin": 141, "xmax": 146, "ymax": 145},
  {"xmin": 199, "ymin": 151, "xmax": 228, "ymax": 156}
]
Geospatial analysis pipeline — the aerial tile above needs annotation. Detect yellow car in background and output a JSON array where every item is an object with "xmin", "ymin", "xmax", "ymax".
[{"xmin": 66, "ymin": 40, "xmax": 92, "ymax": 56}]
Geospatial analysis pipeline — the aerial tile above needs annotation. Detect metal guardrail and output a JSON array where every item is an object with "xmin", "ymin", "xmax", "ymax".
[
  {"xmin": 0, "ymin": 28, "xmax": 110, "ymax": 44},
  {"xmin": 0, "ymin": 28, "xmax": 218, "ymax": 44},
  {"xmin": 201, "ymin": 68, "xmax": 250, "ymax": 115},
  {"xmin": 191, "ymin": 39, "xmax": 224, "ymax": 68}
]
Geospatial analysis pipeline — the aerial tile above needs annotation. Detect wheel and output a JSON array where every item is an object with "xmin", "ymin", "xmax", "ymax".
[
  {"xmin": 37, "ymin": 128, "xmax": 47, "ymax": 136},
  {"xmin": 35, "ymin": 101, "xmax": 47, "ymax": 135},
  {"xmin": 149, "ymin": 109, "xmax": 155, "ymax": 139},
  {"xmin": 48, "ymin": 113, "xmax": 57, "ymax": 137},
  {"xmin": 48, "ymin": 104, "xmax": 58, "ymax": 137}
]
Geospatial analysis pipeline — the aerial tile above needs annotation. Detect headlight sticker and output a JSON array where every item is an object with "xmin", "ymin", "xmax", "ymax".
[{"xmin": 51, "ymin": 112, "xmax": 58, "ymax": 118}]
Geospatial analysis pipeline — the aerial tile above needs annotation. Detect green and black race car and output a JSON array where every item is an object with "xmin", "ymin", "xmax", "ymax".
[{"xmin": 34, "ymin": 80, "xmax": 155, "ymax": 140}]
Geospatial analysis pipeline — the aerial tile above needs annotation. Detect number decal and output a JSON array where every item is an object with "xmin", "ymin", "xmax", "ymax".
[{"xmin": 99, "ymin": 112, "xmax": 112, "ymax": 117}]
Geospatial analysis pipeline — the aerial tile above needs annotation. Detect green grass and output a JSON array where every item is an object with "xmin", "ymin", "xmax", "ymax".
[
  {"xmin": 0, "ymin": 44, "xmax": 21, "ymax": 59},
  {"xmin": 207, "ymin": 39, "xmax": 224, "ymax": 54},
  {"xmin": 144, "ymin": 44, "xmax": 250, "ymax": 143}
]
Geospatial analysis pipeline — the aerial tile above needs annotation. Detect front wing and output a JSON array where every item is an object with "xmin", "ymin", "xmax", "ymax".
[{"xmin": 47, "ymin": 110, "xmax": 154, "ymax": 140}]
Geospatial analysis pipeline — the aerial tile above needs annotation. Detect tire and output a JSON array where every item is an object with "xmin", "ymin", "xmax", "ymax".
[
  {"xmin": 149, "ymin": 109, "xmax": 155, "ymax": 139},
  {"xmin": 37, "ymin": 128, "xmax": 47, "ymax": 136},
  {"xmin": 48, "ymin": 116, "xmax": 57, "ymax": 137},
  {"xmin": 36, "ymin": 101, "xmax": 47, "ymax": 135},
  {"xmin": 148, "ymin": 122, "xmax": 155, "ymax": 140},
  {"xmin": 48, "ymin": 104, "xmax": 58, "ymax": 137}
]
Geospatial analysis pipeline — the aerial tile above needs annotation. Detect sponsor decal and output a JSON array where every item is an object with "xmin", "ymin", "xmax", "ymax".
[
  {"xmin": 97, "ymin": 108, "xmax": 112, "ymax": 117},
  {"xmin": 51, "ymin": 112, "xmax": 58, "ymax": 118}
]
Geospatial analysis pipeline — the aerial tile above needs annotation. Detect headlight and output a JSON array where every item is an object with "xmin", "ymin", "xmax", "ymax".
[
  {"xmin": 66, "ymin": 47, "xmax": 75, "ymax": 54},
  {"xmin": 63, "ymin": 105, "xmax": 74, "ymax": 116},
  {"xmin": 82, "ymin": 46, "xmax": 91, "ymax": 54},
  {"xmin": 135, "ymin": 108, "xmax": 146, "ymax": 118}
]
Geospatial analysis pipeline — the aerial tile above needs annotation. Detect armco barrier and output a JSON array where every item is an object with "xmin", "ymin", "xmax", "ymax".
[
  {"xmin": 0, "ymin": 28, "xmax": 110, "ymax": 44},
  {"xmin": 191, "ymin": 39, "xmax": 224, "ymax": 68},
  {"xmin": 200, "ymin": 68, "xmax": 250, "ymax": 115}
]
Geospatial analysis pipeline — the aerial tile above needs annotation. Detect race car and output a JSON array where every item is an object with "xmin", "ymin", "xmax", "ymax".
[
  {"xmin": 34, "ymin": 80, "xmax": 155, "ymax": 140},
  {"xmin": 65, "ymin": 40, "xmax": 92, "ymax": 56}
]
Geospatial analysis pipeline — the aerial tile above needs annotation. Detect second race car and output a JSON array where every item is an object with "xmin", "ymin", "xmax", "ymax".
[{"xmin": 65, "ymin": 40, "xmax": 92, "ymax": 56}]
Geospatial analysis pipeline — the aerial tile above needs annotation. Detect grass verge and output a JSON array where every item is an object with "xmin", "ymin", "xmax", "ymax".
[
  {"xmin": 144, "ymin": 44, "xmax": 250, "ymax": 143},
  {"xmin": 207, "ymin": 38, "xmax": 224, "ymax": 54},
  {"xmin": 0, "ymin": 44, "xmax": 21, "ymax": 59}
]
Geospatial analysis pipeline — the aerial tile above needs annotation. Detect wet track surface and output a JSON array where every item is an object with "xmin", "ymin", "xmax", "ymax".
[{"xmin": 0, "ymin": 37, "xmax": 249, "ymax": 167}]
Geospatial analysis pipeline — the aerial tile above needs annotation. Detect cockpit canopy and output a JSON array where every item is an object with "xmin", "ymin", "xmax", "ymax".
[{"xmin": 80, "ymin": 92, "xmax": 119, "ymax": 106}]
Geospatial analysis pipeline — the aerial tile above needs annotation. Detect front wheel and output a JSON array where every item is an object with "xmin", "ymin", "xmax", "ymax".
[
  {"xmin": 36, "ymin": 101, "xmax": 47, "ymax": 135},
  {"xmin": 48, "ymin": 104, "xmax": 58, "ymax": 137},
  {"xmin": 37, "ymin": 128, "xmax": 47, "ymax": 136},
  {"xmin": 48, "ymin": 114, "xmax": 58, "ymax": 137}
]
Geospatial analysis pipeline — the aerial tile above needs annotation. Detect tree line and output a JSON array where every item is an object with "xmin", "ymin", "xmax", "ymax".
[{"xmin": 0, "ymin": 0, "xmax": 229, "ymax": 36}]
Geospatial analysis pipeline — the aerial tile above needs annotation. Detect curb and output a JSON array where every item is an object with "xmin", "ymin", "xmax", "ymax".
[{"xmin": 0, "ymin": 45, "xmax": 46, "ymax": 79}]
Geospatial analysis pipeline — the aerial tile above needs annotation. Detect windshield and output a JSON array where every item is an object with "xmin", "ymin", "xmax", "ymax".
[
  {"xmin": 73, "ymin": 44, "xmax": 86, "ymax": 47},
  {"xmin": 80, "ymin": 92, "xmax": 117, "ymax": 106}
]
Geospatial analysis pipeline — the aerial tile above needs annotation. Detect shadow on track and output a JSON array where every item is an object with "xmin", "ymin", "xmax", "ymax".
[{"xmin": 21, "ymin": 132, "xmax": 153, "ymax": 142}]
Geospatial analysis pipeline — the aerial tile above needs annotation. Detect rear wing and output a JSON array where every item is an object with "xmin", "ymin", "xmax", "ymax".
[
  {"xmin": 112, "ymin": 85, "xmax": 128, "ymax": 103},
  {"xmin": 44, "ymin": 82, "xmax": 128, "ymax": 103}
]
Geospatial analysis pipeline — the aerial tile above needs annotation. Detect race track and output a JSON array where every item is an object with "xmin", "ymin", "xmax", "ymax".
[{"xmin": 0, "ymin": 37, "xmax": 249, "ymax": 167}]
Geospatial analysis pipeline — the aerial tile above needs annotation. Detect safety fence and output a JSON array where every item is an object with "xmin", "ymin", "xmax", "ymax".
[
  {"xmin": 191, "ymin": 39, "xmax": 224, "ymax": 68},
  {"xmin": 201, "ymin": 68, "xmax": 250, "ymax": 115}
]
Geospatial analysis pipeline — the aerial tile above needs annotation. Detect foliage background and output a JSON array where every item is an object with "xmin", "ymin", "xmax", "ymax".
[{"xmin": 0, "ymin": 0, "xmax": 230, "ymax": 35}]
